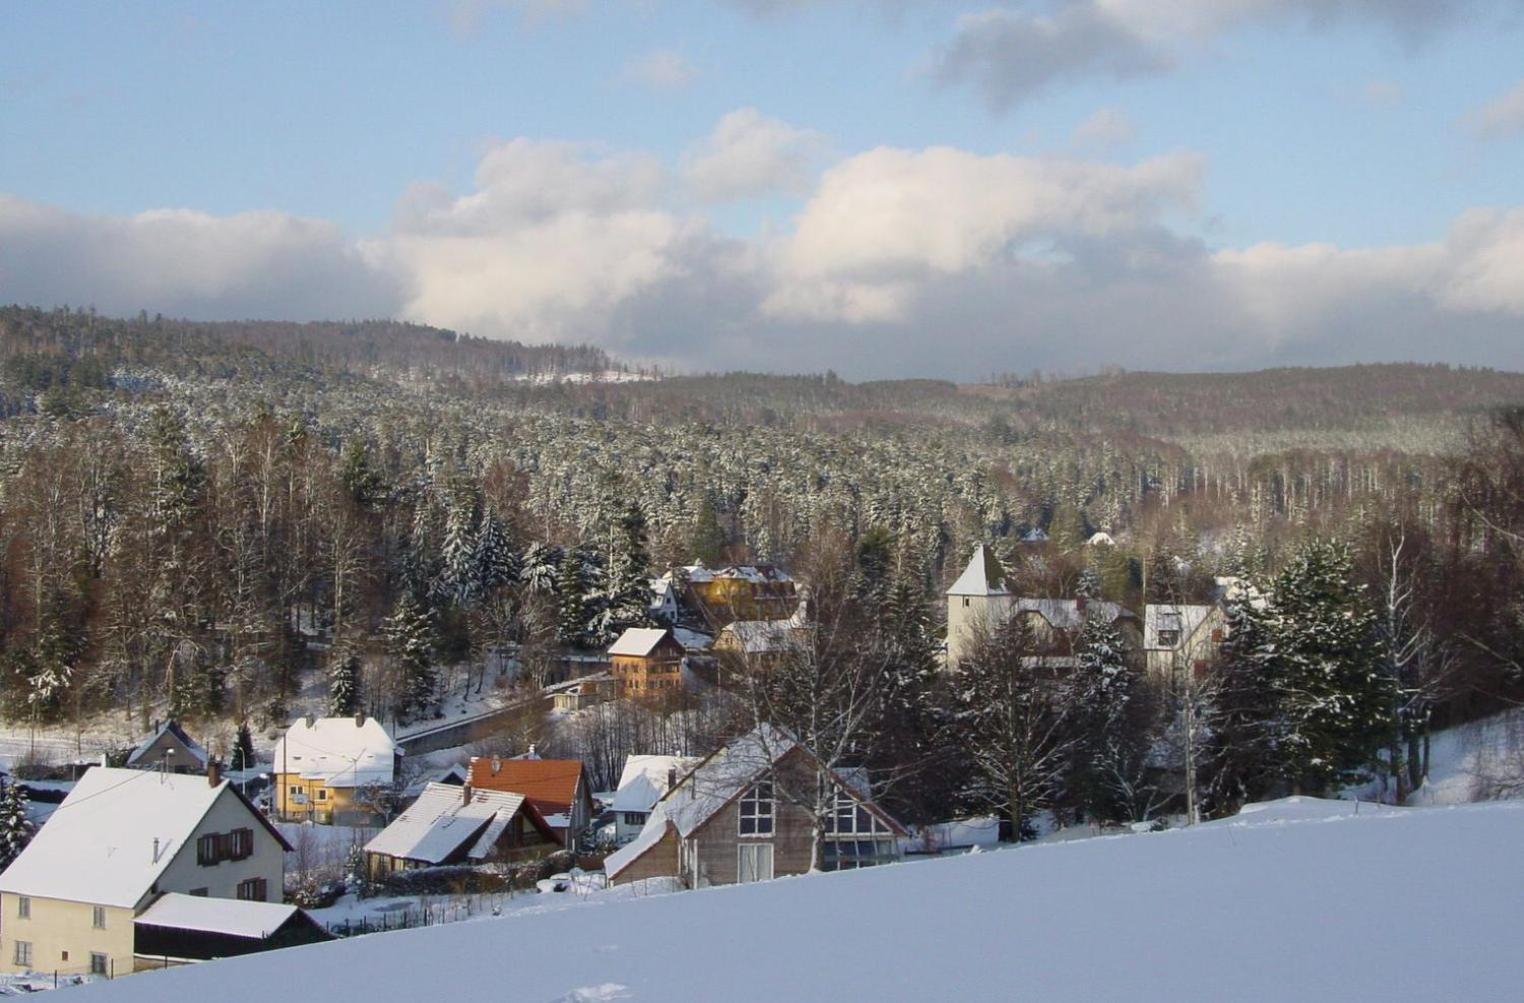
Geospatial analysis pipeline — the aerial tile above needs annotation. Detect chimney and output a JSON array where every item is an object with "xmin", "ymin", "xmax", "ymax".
[
  {"xmin": 355, "ymin": 711, "xmax": 366, "ymax": 728},
  {"xmin": 304, "ymin": 713, "xmax": 316, "ymax": 728},
  {"xmin": 491, "ymin": 757, "xmax": 501, "ymax": 775},
  {"xmin": 152, "ymin": 838, "xmax": 161, "ymax": 863},
  {"xmin": 462, "ymin": 783, "xmax": 473, "ymax": 806},
  {"xmin": 667, "ymin": 767, "xmax": 677, "ymax": 792},
  {"xmin": 207, "ymin": 761, "xmax": 221, "ymax": 788}
]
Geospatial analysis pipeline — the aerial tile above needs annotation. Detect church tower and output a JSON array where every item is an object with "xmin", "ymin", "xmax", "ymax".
[{"xmin": 945, "ymin": 544, "xmax": 1014, "ymax": 668}]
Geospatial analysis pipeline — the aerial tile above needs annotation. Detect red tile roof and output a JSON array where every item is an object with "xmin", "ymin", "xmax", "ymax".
[{"xmin": 468, "ymin": 757, "xmax": 585, "ymax": 817}]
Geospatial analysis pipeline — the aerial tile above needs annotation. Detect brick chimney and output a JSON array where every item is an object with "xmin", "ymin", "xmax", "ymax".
[{"xmin": 207, "ymin": 761, "xmax": 221, "ymax": 788}]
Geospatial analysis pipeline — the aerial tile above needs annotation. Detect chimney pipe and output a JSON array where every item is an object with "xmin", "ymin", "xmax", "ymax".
[
  {"xmin": 667, "ymin": 767, "xmax": 677, "ymax": 792},
  {"xmin": 462, "ymin": 783, "xmax": 473, "ymax": 806},
  {"xmin": 355, "ymin": 711, "xmax": 366, "ymax": 728},
  {"xmin": 152, "ymin": 838, "xmax": 161, "ymax": 863},
  {"xmin": 207, "ymin": 761, "xmax": 221, "ymax": 788}
]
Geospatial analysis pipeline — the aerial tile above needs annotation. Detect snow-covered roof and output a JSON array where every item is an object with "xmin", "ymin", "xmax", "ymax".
[
  {"xmin": 718, "ymin": 618, "xmax": 801, "ymax": 654},
  {"xmin": 0, "ymin": 767, "xmax": 278, "ymax": 909},
  {"xmin": 672, "ymin": 628, "xmax": 712, "ymax": 652},
  {"xmin": 1086, "ymin": 532, "xmax": 1116, "ymax": 547},
  {"xmin": 1143, "ymin": 604, "xmax": 1220, "ymax": 649},
  {"xmin": 947, "ymin": 545, "xmax": 1010, "ymax": 597},
  {"xmin": 125, "ymin": 720, "xmax": 209, "ymax": 769},
  {"xmin": 612, "ymin": 755, "xmax": 700, "ymax": 814},
  {"xmin": 136, "ymin": 893, "xmax": 300, "ymax": 940},
  {"xmin": 365, "ymin": 783, "xmax": 539, "ymax": 865},
  {"xmin": 608, "ymin": 627, "xmax": 676, "ymax": 658},
  {"xmin": 1015, "ymin": 598, "xmax": 1133, "ymax": 631},
  {"xmin": 273, "ymin": 717, "xmax": 396, "ymax": 787},
  {"xmin": 668, "ymin": 562, "xmax": 793, "ymax": 586}
]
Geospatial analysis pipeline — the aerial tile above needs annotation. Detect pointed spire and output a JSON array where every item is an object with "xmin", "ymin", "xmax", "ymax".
[{"xmin": 946, "ymin": 544, "xmax": 1011, "ymax": 597}]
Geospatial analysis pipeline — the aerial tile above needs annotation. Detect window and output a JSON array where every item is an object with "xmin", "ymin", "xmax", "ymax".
[
  {"xmin": 622, "ymin": 812, "xmax": 646, "ymax": 826},
  {"xmin": 60, "ymin": 951, "xmax": 68, "ymax": 962},
  {"xmin": 822, "ymin": 839, "xmax": 894, "ymax": 871},
  {"xmin": 738, "ymin": 781, "xmax": 774, "ymax": 836},
  {"xmin": 737, "ymin": 843, "xmax": 774, "ymax": 883},
  {"xmin": 236, "ymin": 877, "xmax": 268, "ymax": 902},
  {"xmin": 92, "ymin": 906, "xmax": 106, "ymax": 930},
  {"xmin": 1157, "ymin": 629, "xmax": 1180, "ymax": 647},
  {"xmin": 288, "ymin": 785, "xmax": 301, "ymax": 796},
  {"xmin": 962, "ymin": 597, "xmax": 970, "ymax": 608},
  {"xmin": 89, "ymin": 953, "xmax": 108, "ymax": 976},
  {"xmin": 198, "ymin": 828, "xmax": 256, "ymax": 866},
  {"xmin": 16, "ymin": 896, "xmax": 29, "ymax": 919},
  {"xmin": 316, "ymin": 788, "xmax": 328, "ymax": 801},
  {"xmin": 1210, "ymin": 628, "xmax": 1224, "ymax": 643},
  {"xmin": 14, "ymin": 941, "xmax": 31, "ymax": 967},
  {"xmin": 824, "ymin": 792, "xmax": 890, "ymax": 837}
]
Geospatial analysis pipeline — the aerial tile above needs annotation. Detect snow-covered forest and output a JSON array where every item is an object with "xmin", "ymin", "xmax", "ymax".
[{"xmin": 3, "ymin": 305, "xmax": 1524, "ymax": 826}]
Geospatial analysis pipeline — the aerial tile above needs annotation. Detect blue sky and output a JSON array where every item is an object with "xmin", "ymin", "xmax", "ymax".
[{"xmin": 3, "ymin": 1, "xmax": 1523, "ymax": 378}]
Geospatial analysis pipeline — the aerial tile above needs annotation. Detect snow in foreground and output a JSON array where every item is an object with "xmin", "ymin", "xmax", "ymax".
[{"xmin": 81, "ymin": 798, "xmax": 1523, "ymax": 1002}]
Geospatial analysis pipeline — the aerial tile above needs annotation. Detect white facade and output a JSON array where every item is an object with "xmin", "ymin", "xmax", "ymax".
[{"xmin": 945, "ymin": 545, "xmax": 1014, "ymax": 668}]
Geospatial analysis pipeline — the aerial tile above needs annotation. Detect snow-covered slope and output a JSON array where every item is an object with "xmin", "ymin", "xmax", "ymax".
[
  {"xmin": 1409, "ymin": 709, "xmax": 1524, "ymax": 805},
  {"xmin": 84, "ymin": 799, "xmax": 1523, "ymax": 1002}
]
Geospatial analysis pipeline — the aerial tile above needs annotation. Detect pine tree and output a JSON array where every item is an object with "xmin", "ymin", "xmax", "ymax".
[
  {"xmin": 329, "ymin": 645, "xmax": 362, "ymax": 717},
  {"xmin": 592, "ymin": 503, "xmax": 654, "ymax": 644},
  {"xmin": 1067, "ymin": 612, "xmax": 1143, "ymax": 824},
  {"xmin": 384, "ymin": 592, "xmax": 437, "ymax": 721},
  {"xmin": 1270, "ymin": 539, "xmax": 1395, "ymax": 794},
  {"xmin": 231, "ymin": 720, "xmax": 256, "ymax": 772},
  {"xmin": 340, "ymin": 439, "xmax": 386, "ymax": 510},
  {"xmin": 1203, "ymin": 591, "xmax": 1283, "ymax": 812},
  {"xmin": 0, "ymin": 781, "xmax": 36, "ymax": 870},
  {"xmin": 555, "ymin": 547, "xmax": 588, "ymax": 648},
  {"xmin": 472, "ymin": 510, "xmax": 517, "ymax": 598},
  {"xmin": 437, "ymin": 494, "xmax": 479, "ymax": 606}
]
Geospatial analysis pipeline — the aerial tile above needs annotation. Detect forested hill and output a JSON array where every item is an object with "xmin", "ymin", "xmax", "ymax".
[
  {"xmin": 979, "ymin": 365, "xmax": 1524, "ymax": 437},
  {"xmin": 0, "ymin": 306, "xmax": 616, "ymax": 386}
]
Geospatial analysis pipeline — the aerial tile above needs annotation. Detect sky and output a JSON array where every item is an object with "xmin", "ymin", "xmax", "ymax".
[{"xmin": 2, "ymin": 0, "xmax": 1523, "ymax": 380}]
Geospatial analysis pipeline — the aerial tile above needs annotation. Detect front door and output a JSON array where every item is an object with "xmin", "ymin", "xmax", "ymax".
[{"xmin": 738, "ymin": 843, "xmax": 774, "ymax": 883}]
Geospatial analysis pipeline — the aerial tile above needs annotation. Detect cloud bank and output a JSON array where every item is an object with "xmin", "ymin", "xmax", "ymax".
[{"xmin": 3, "ymin": 115, "xmax": 1524, "ymax": 379}]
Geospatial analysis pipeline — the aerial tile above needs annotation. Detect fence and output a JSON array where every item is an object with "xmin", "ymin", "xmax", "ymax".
[{"xmin": 325, "ymin": 890, "xmax": 526, "ymax": 938}]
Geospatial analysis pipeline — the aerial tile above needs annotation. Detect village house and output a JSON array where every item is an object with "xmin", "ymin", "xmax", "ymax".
[
  {"xmin": 944, "ymin": 545, "xmax": 1141, "ymax": 666},
  {"xmin": 605, "ymin": 726, "xmax": 906, "ymax": 888},
  {"xmin": 608, "ymin": 628, "xmax": 687, "ymax": 699},
  {"xmin": 132, "ymin": 894, "xmax": 330, "ymax": 968},
  {"xmin": 712, "ymin": 596, "xmax": 812, "ymax": 669},
  {"xmin": 0, "ymin": 765, "xmax": 299, "ymax": 978},
  {"xmin": 611, "ymin": 755, "xmax": 699, "ymax": 845},
  {"xmin": 660, "ymin": 561, "xmax": 798, "ymax": 628},
  {"xmin": 124, "ymin": 721, "xmax": 208, "ymax": 775},
  {"xmin": 467, "ymin": 752, "xmax": 595, "ymax": 849},
  {"xmin": 273, "ymin": 715, "xmax": 398, "ymax": 825},
  {"xmin": 363, "ymin": 782, "xmax": 560, "ymax": 880},
  {"xmin": 550, "ymin": 674, "xmax": 618, "ymax": 712},
  {"xmin": 1143, "ymin": 603, "xmax": 1228, "ymax": 680}
]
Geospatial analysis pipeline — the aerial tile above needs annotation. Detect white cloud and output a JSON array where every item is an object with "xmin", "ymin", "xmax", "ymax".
[
  {"xmin": 683, "ymin": 108, "xmax": 826, "ymax": 203},
  {"xmin": 1072, "ymin": 108, "xmax": 1137, "ymax": 149},
  {"xmin": 624, "ymin": 49, "xmax": 699, "ymax": 91},
  {"xmin": 6, "ymin": 128, "xmax": 1524, "ymax": 378},
  {"xmin": 1464, "ymin": 78, "xmax": 1524, "ymax": 140},
  {"xmin": 0, "ymin": 195, "xmax": 397, "ymax": 320}
]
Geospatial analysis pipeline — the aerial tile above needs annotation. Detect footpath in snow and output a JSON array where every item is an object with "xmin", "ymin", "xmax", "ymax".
[{"xmin": 76, "ymin": 796, "xmax": 1524, "ymax": 1002}]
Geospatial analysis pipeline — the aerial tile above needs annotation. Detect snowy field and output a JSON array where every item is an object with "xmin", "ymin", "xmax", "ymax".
[{"xmin": 74, "ymin": 797, "xmax": 1524, "ymax": 1002}]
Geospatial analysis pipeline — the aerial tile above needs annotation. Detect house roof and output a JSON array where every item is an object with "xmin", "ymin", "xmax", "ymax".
[
  {"xmin": 671, "ymin": 627, "xmax": 713, "ymax": 652},
  {"xmin": 608, "ymin": 627, "xmax": 676, "ymax": 658},
  {"xmin": 1015, "ymin": 598, "xmax": 1134, "ymax": 631},
  {"xmin": 468, "ymin": 757, "xmax": 586, "ymax": 821},
  {"xmin": 273, "ymin": 717, "xmax": 396, "ymax": 788},
  {"xmin": 1143, "ymin": 604, "xmax": 1219, "ymax": 649},
  {"xmin": 718, "ymin": 618, "xmax": 800, "ymax": 654},
  {"xmin": 365, "ymin": 783, "xmax": 552, "ymax": 864},
  {"xmin": 947, "ymin": 545, "xmax": 1011, "ymax": 597},
  {"xmin": 0, "ymin": 767, "xmax": 288, "ymax": 909},
  {"xmin": 135, "ymin": 893, "xmax": 301, "ymax": 940},
  {"xmin": 612, "ymin": 755, "xmax": 700, "ymax": 814},
  {"xmin": 673, "ymin": 562, "xmax": 793, "ymax": 586},
  {"xmin": 125, "ymin": 720, "xmax": 209, "ymax": 769}
]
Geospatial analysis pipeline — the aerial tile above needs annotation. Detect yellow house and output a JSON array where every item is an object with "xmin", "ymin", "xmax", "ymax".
[
  {"xmin": 273, "ymin": 715, "xmax": 398, "ymax": 825},
  {"xmin": 0, "ymin": 766, "xmax": 290, "ymax": 980}
]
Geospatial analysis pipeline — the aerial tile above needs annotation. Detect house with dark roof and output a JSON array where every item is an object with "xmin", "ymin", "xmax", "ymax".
[
  {"xmin": 467, "ymin": 754, "xmax": 594, "ymax": 849},
  {"xmin": 125, "ymin": 721, "xmax": 209, "ymax": 774},
  {"xmin": 133, "ymin": 894, "xmax": 330, "ymax": 969},
  {"xmin": 605, "ymin": 726, "xmax": 906, "ymax": 888}
]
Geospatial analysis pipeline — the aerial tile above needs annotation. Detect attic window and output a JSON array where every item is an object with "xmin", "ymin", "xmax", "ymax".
[
  {"xmin": 1157, "ymin": 629, "xmax": 1181, "ymax": 647},
  {"xmin": 738, "ymin": 781, "xmax": 774, "ymax": 837}
]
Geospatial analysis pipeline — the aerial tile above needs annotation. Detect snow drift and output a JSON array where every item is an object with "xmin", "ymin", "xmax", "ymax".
[{"xmin": 81, "ymin": 798, "xmax": 1524, "ymax": 1002}]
